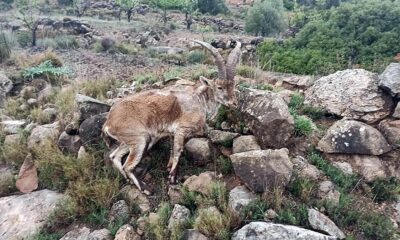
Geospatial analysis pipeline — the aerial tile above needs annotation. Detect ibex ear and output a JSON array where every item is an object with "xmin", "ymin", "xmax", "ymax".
[{"xmin": 199, "ymin": 76, "xmax": 213, "ymax": 86}]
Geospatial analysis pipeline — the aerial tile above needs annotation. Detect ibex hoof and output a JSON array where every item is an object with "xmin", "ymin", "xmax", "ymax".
[
  {"xmin": 168, "ymin": 175, "xmax": 177, "ymax": 184},
  {"xmin": 143, "ymin": 189, "xmax": 152, "ymax": 196}
]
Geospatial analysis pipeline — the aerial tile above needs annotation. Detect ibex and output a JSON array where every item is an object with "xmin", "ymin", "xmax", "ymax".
[{"xmin": 102, "ymin": 40, "xmax": 241, "ymax": 195}]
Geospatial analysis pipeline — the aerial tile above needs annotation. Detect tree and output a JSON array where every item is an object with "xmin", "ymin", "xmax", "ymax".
[
  {"xmin": 197, "ymin": 0, "xmax": 227, "ymax": 15},
  {"xmin": 16, "ymin": 0, "xmax": 43, "ymax": 47},
  {"xmin": 182, "ymin": 0, "xmax": 196, "ymax": 30},
  {"xmin": 116, "ymin": 0, "xmax": 138, "ymax": 22},
  {"xmin": 73, "ymin": 0, "xmax": 89, "ymax": 17},
  {"xmin": 245, "ymin": 0, "xmax": 285, "ymax": 36},
  {"xmin": 151, "ymin": 0, "xmax": 184, "ymax": 25}
]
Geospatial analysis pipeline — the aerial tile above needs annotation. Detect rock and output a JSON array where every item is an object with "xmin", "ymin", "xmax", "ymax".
[
  {"xmin": 308, "ymin": 208, "xmax": 346, "ymax": 239},
  {"xmin": 151, "ymin": 46, "xmax": 184, "ymax": 55},
  {"xmin": 168, "ymin": 204, "xmax": 190, "ymax": 229},
  {"xmin": 332, "ymin": 162, "xmax": 353, "ymax": 175},
  {"xmin": 208, "ymin": 129, "xmax": 239, "ymax": 145},
  {"xmin": 183, "ymin": 171, "xmax": 215, "ymax": 195},
  {"xmin": 42, "ymin": 107, "xmax": 58, "ymax": 122},
  {"xmin": 232, "ymin": 222, "xmax": 336, "ymax": 240},
  {"xmin": 78, "ymin": 113, "xmax": 107, "ymax": 147},
  {"xmin": 394, "ymin": 103, "xmax": 400, "ymax": 118},
  {"xmin": 88, "ymin": 229, "xmax": 112, "ymax": 240},
  {"xmin": 232, "ymin": 135, "xmax": 261, "ymax": 154},
  {"xmin": 237, "ymin": 88, "xmax": 294, "ymax": 148},
  {"xmin": 395, "ymin": 201, "xmax": 400, "ymax": 223},
  {"xmin": 181, "ymin": 229, "xmax": 208, "ymax": 240},
  {"xmin": 20, "ymin": 86, "xmax": 37, "ymax": 100},
  {"xmin": 168, "ymin": 185, "xmax": 183, "ymax": 205},
  {"xmin": 75, "ymin": 94, "xmax": 110, "ymax": 122},
  {"xmin": 229, "ymin": 185, "xmax": 257, "ymax": 214},
  {"xmin": 0, "ymin": 72, "xmax": 13, "ymax": 94},
  {"xmin": 15, "ymin": 154, "xmax": 38, "ymax": 193},
  {"xmin": 276, "ymin": 89, "xmax": 296, "ymax": 104},
  {"xmin": 378, "ymin": 119, "xmax": 400, "ymax": 146},
  {"xmin": 119, "ymin": 185, "xmax": 150, "ymax": 212},
  {"xmin": 317, "ymin": 120, "xmax": 391, "ymax": 155},
  {"xmin": 184, "ymin": 138, "xmax": 212, "ymax": 165},
  {"xmin": 305, "ymin": 69, "xmax": 393, "ymax": 123},
  {"xmin": 328, "ymin": 154, "xmax": 386, "ymax": 182},
  {"xmin": 114, "ymin": 224, "xmax": 140, "ymax": 240},
  {"xmin": 37, "ymin": 84, "xmax": 55, "ymax": 104},
  {"xmin": 0, "ymin": 166, "xmax": 15, "ymax": 196},
  {"xmin": 77, "ymin": 146, "xmax": 88, "ymax": 159},
  {"xmin": 292, "ymin": 156, "xmax": 322, "ymax": 181},
  {"xmin": 148, "ymin": 212, "xmax": 160, "ymax": 225},
  {"xmin": 317, "ymin": 181, "xmax": 340, "ymax": 205},
  {"xmin": 0, "ymin": 120, "xmax": 27, "ymax": 135},
  {"xmin": 264, "ymin": 209, "xmax": 278, "ymax": 220},
  {"xmin": 27, "ymin": 98, "xmax": 38, "ymax": 107},
  {"xmin": 101, "ymin": 37, "xmax": 116, "ymax": 51},
  {"xmin": 230, "ymin": 149, "xmax": 293, "ymax": 193},
  {"xmin": 58, "ymin": 131, "xmax": 82, "ymax": 154},
  {"xmin": 379, "ymin": 63, "xmax": 400, "ymax": 98},
  {"xmin": 0, "ymin": 189, "xmax": 63, "ymax": 239},
  {"xmin": 60, "ymin": 227, "xmax": 91, "ymax": 240},
  {"xmin": 109, "ymin": 200, "xmax": 130, "ymax": 223},
  {"xmin": 28, "ymin": 122, "xmax": 62, "ymax": 149},
  {"xmin": 4, "ymin": 134, "xmax": 21, "ymax": 146}
]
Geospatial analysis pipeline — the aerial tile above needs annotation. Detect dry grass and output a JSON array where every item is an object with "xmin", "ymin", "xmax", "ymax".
[
  {"xmin": 29, "ymin": 108, "xmax": 52, "ymax": 124},
  {"xmin": 78, "ymin": 77, "xmax": 119, "ymax": 100}
]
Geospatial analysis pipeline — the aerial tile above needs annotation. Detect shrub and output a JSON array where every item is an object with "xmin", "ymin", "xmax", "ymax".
[
  {"xmin": 146, "ymin": 202, "xmax": 173, "ymax": 240},
  {"xmin": 52, "ymin": 87, "xmax": 75, "ymax": 118},
  {"xmin": 369, "ymin": 177, "xmax": 400, "ymax": 203},
  {"xmin": 288, "ymin": 177, "xmax": 316, "ymax": 202},
  {"xmin": 187, "ymin": 50, "xmax": 207, "ymax": 64},
  {"xmin": 197, "ymin": 0, "xmax": 228, "ymax": 15},
  {"xmin": 30, "ymin": 51, "xmax": 63, "ymax": 67},
  {"xmin": 23, "ymin": 60, "xmax": 71, "ymax": 85},
  {"xmin": 358, "ymin": 211, "xmax": 396, "ymax": 240},
  {"xmin": 3, "ymin": 98, "xmax": 30, "ymax": 119},
  {"xmin": 15, "ymin": 31, "xmax": 32, "ymax": 48},
  {"xmin": 180, "ymin": 186, "xmax": 199, "ymax": 213},
  {"xmin": 276, "ymin": 202, "xmax": 309, "ymax": 227},
  {"xmin": 217, "ymin": 156, "xmax": 233, "ymax": 175},
  {"xmin": 100, "ymin": 37, "xmax": 116, "ymax": 51},
  {"xmin": 236, "ymin": 65, "xmax": 256, "ymax": 78},
  {"xmin": 29, "ymin": 108, "xmax": 52, "ymax": 124},
  {"xmin": 194, "ymin": 208, "xmax": 230, "ymax": 240},
  {"xmin": 293, "ymin": 115, "xmax": 313, "ymax": 137},
  {"xmin": 245, "ymin": 0, "xmax": 285, "ymax": 36},
  {"xmin": 0, "ymin": 130, "xmax": 30, "ymax": 167}
]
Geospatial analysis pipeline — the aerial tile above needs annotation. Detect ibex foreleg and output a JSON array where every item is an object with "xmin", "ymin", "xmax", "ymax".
[
  {"xmin": 168, "ymin": 130, "xmax": 186, "ymax": 184},
  {"xmin": 110, "ymin": 144, "xmax": 130, "ymax": 179}
]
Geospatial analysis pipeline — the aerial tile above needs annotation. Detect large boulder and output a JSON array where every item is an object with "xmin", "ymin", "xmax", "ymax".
[
  {"xmin": 237, "ymin": 88, "xmax": 294, "ymax": 149},
  {"xmin": 232, "ymin": 135, "xmax": 261, "ymax": 154},
  {"xmin": 0, "ymin": 189, "xmax": 63, "ymax": 239},
  {"xmin": 79, "ymin": 113, "xmax": 107, "ymax": 147},
  {"xmin": 184, "ymin": 138, "xmax": 212, "ymax": 165},
  {"xmin": 393, "ymin": 103, "xmax": 400, "ymax": 119},
  {"xmin": 232, "ymin": 222, "xmax": 336, "ymax": 240},
  {"xmin": 317, "ymin": 120, "xmax": 391, "ymax": 155},
  {"xmin": 308, "ymin": 208, "xmax": 346, "ymax": 239},
  {"xmin": 230, "ymin": 149, "xmax": 293, "ymax": 193},
  {"xmin": 28, "ymin": 122, "xmax": 62, "ymax": 149},
  {"xmin": 75, "ymin": 94, "xmax": 110, "ymax": 122},
  {"xmin": 379, "ymin": 63, "xmax": 400, "ymax": 98},
  {"xmin": 305, "ymin": 69, "xmax": 393, "ymax": 123},
  {"xmin": 229, "ymin": 185, "xmax": 257, "ymax": 214}
]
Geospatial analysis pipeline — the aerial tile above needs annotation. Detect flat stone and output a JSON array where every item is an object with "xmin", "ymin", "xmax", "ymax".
[
  {"xmin": 308, "ymin": 208, "xmax": 346, "ymax": 239},
  {"xmin": 0, "ymin": 120, "xmax": 27, "ymax": 135},
  {"xmin": 232, "ymin": 135, "xmax": 261, "ymax": 154},
  {"xmin": 229, "ymin": 185, "xmax": 257, "ymax": 214}
]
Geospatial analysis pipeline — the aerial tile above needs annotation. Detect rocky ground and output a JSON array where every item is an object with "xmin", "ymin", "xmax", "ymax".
[{"xmin": 0, "ymin": 1, "xmax": 400, "ymax": 240}]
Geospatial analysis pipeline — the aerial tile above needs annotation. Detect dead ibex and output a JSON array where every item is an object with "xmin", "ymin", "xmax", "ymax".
[{"xmin": 102, "ymin": 40, "xmax": 242, "ymax": 195}]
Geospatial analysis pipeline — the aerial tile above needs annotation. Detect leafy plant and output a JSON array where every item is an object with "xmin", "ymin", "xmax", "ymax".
[
  {"xmin": 293, "ymin": 115, "xmax": 313, "ymax": 137},
  {"xmin": 23, "ymin": 60, "xmax": 71, "ymax": 84},
  {"xmin": 245, "ymin": 0, "xmax": 285, "ymax": 36}
]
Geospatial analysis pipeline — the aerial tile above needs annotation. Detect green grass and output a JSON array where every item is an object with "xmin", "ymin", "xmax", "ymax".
[
  {"xmin": 236, "ymin": 65, "xmax": 256, "ymax": 78},
  {"xmin": 240, "ymin": 199, "xmax": 269, "ymax": 221},
  {"xmin": 187, "ymin": 50, "xmax": 208, "ymax": 64},
  {"xmin": 293, "ymin": 115, "xmax": 313, "ymax": 137},
  {"xmin": 136, "ymin": 73, "xmax": 158, "ymax": 85},
  {"xmin": 32, "ymin": 232, "xmax": 63, "ymax": 240},
  {"xmin": 79, "ymin": 77, "xmax": 120, "ymax": 100},
  {"xmin": 23, "ymin": 60, "xmax": 71, "ymax": 85},
  {"xmin": 369, "ymin": 177, "xmax": 400, "ymax": 203},
  {"xmin": 288, "ymin": 177, "xmax": 316, "ymax": 202},
  {"xmin": 217, "ymin": 156, "xmax": 234, "ymax": 175},
  {"xmin": 275, "ymin": 202, "xmax": 309, "ymax": 228},
  {"xmin": 289, "ymin": 93, "xmax": 326, "ymax": 120},
  {"xmin": 307, "ymin": 151, "xmax": 359, "ymax": 192}
]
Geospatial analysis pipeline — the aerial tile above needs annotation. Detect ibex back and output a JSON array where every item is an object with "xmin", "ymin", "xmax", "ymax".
[{"xmin": 103, "ymin": 40, "xmax": 242, "ymax": 195}]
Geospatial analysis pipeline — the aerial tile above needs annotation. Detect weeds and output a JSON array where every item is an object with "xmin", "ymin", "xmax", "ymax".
[
  {"xmin": 37, "ymin": 35, "xmax": 79, "ymax": 49},
  {"xmin": 0, "ymin": 130, "xmax": 29, "ymax": 167},
  {"xmin": 236, "ymin": 65, "xmax": 256, "ymax": 78},
  {"xmin": 136, "ymin": 73, "xmax": 158, "ymax": 85},
  {"xmin": 288, "ymin": 177, "xmax": 316, "ymax": 202},
  {"xmin": 289, "ymin": 93, "xmax": 326, "ymax": 120},
  {"xmin": 146, "ymin": 202, "xmax": 173, "ymax": 240},
  {"xmin": 180, "ymin": 186, "xmax": 199, "ymax": 213},
  {"xmin": 29, "ymin": 108, "xmax": 52, "ymax": 124},
  {"xmin": 369, "ymin": 177, "xmax": 400, "ymax": 203},
  {"xmin": 3, "ymin": 98, "xmax": 30, "ymax": 119},
  {"xmin": 52, "ymin": 87, "xmax": 75, "ymax": 118},
  {"xmin": 187, "ymin": 50, "xmax": 208, "ymax": 64},
  {"xmin": 217, "ymin": 156, "xmax": 234, "ymax": 175},
  {"xmin": 79, "ymin": 78, "xmax": 119, "ymax": 100},
  {"xmin": 293, "ymin": 115, "xmax": 313, "ymax": 137},
  {"xmin": 240, "ymin": 199, "xmax": 269, "ymax": 221},
  {"xmin": 275, "ymin": 202, "xmax": 309, "ymax": 228},
  {"xmin": 32, "ymin": 232, "xmax": 63, "ymax": 240},
  {"xmin": 23, "ymin": 60, "xmax": 71, "ymax": 85},
  {"xmin": 194, "ymin": 208, "xmax": 230, "ymax": 240}
]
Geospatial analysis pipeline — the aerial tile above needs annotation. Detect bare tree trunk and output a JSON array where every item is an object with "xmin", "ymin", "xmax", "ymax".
[{"xmin": 127, "ymin": 8, "xmax": 133, "ymax": 22}]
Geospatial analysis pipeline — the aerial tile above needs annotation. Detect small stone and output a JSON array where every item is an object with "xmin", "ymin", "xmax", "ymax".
[
  {"xmin": 183, "ymin": 171, "xmax": 215, "ymax": 195},
  {"xmin": 184, "ymin": 138, "xmax": 212, "ymax": 165},
  {"xmin": 317, "ymin": 181, "xmax": 340, "ymax": 205},
  {"xmin": 332, "ymin": 162, "xmax": 353, "ymax": 175},
  {"xmin": 168, "ymin": 204, "xmax": 190, "ymax": 229},
  {"xmin": 109, "ymin": 200, "xmax": 130, "ymax": 223},
  {"xmin": 208, "ymin": 129, "xmax": 239, "ymax": 145},
  {"xmin": 15, "ymin": 154, "xmax": 38, "ymax": 193},
  {"xmin": 119, "ymin": 185, "xmax": 150, "ymax": 213},
  {"xmin": 181, "ymin": 229, "xmax": 208, "ymax": 240},
  {"xmin": 0, "ymin": 120, "xmax": 27, "ymax": 135},
  {"xmin": 308, "ymin": 208, "xmax": 346, "ymax": 239},
  {"xmin": 229, "ymin": 185, "xmax": 257, "ymax": 214},
  {"xmin": 264, "ymin": 209, "xmax": 278, "ymax": 220},
  {"xmin": 60, "ymin": 226, "xmax": 91, "ymax": 240},
  {"xmin": 114, "ymin": 224, "xmax": 140, "ymax": 240},
  {"xmin": 232, "ymin": 135, "xmax": 261, "ymax": 154},
  {"xmin": 168, "ymin": 185, "xmax": 183, "ymax": 205},
  {"xmin": 88, "ymin": 229, "xmax": 112, "ymax": 240}
]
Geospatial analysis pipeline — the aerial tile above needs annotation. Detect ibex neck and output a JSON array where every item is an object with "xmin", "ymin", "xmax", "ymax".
[{"xmin": 196, "ymin": 89, "xmax": 220, "ymax": 121}]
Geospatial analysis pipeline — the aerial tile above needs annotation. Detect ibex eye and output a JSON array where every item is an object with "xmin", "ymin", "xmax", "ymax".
[{"xmin": 217, "ymin": 86, "xmax": 223, "ymax": 90}]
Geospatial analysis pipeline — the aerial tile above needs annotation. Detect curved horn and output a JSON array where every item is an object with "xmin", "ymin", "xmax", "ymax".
[
  {"xmin": 226, "ymin": 41, "xmax": 242, "ymax": 81},
  {"xmin": 194, "ymin": 40, "xmax": 227, "ymax": 80}
]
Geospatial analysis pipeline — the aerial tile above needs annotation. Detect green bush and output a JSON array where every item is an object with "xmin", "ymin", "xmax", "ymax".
[
  {"xmin": 258, "ymin": 0, "xmax": 400, "ymax": 74},
  {"xmin": 293, "ymin": 115, "xmax": 313, "ymax": 137},
  {"xmin": 197, "ymin": 0, "xmax": 228, "ymax": 15},
  {"xmin": 15, "ymin": 31, "xmax": 32, "ymax": 48},
  {"xmin": 245, "ymin": 0, "xmax": 285, "ymax": 36},
  {"xmin": 187, "ymin": 50, "xmax": 207, "ymax": 64},
  {"xmin": 236, "ymin": 65, "xmax": 256, "ymax": 78},
  {"xmin": 23, "ymin": 60, "xmax": 71, "ymax": 85}
]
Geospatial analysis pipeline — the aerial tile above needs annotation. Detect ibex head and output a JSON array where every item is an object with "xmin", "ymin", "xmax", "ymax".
[{"xmin": 194, "ymin": 40, "xmax": 242, "ymax": 108}]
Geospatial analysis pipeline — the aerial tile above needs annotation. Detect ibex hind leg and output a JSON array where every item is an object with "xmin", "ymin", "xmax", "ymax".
[
  {"xmin": 110, "ymin": 144, "xmax": 130, "ymax": 179},
  {"xmin": 123, "ymin": 137, "xmax": 152, "ymax": 195},
  {"xmin": 168, "ymin": 131, "xmax": 186, "ymax": 184}
]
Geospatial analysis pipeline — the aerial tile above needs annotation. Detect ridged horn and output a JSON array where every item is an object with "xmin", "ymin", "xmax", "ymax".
[
  {"xmin": 226, "ymin": 41, "xmax": 242, "ymax": 81},
  {"xmin": 194, "ymin": 40, "xmax": 227, "ymax": 80}
]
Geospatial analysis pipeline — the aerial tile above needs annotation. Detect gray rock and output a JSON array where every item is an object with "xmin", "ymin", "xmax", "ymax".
[
  {"xmin": 58, "ymin": 131, "xmax": 82, "ymax": 154},
  {"xmin": 379, "ymin": 63, "xmax": 400, "ymax": 98},
  {"xmin": 378, "ymin": 119, "xmax": 400, "ymax": 146},
  {"xmin": 15, "ymin": 154, "xmax": 38, "ymax": 193},
  {"xmin": 183, "ymin": 171, "xmax": 215, "ymax": 195},
  {"xmin": 109, "ymin": 200, "xmax": 130, "ymax": 223},
  {"xmin": 184, "ymin": 138, "xmax": 211, "ymax": 165},
  {"xmin": 0, "ymin": 166, "xmax": 15, "ymax": 196},
  {"xmin": 0, "ymin": 72, "xmax": 13, "ymax": 94},
  {"xmin": 114, "ymin": 224, "xmax": 140, "ymax": 240},
  {"xmin": 60, "ymin": 227, "xmax": 91, "ymax": 240},
  {"xmin": 181, "ymin": 229, "xmax": 208, "ymax": 240},
  {"xmin": 208, "ymin": 129, "xmax": 239, "ymax": 145},
  {"xmin": 78, "ymin": 113, "xmax": 107, "ymax": 147},
  {"xmin": 317, "ymin": 181, "xmax": 340, "ymax": 205},
  {"xmin": 318, "ymin": 120, "xmax": 391, "ymax": 155},
  {"xmin": 305, "ymin": 69, "xmax": 393, "ymax": 123},
  {"xmin": 232, "ymin": 222, "xmax": 336, "ymax": 240},
  {"xmin": 151, "ymin": 46, "xmax": 184, "ymax": 55},
  {"xmin": 75, "ymin": 94, "xmax": 110, "ymax": 122},
  {"xmin": 42, "ymin": 107, "xmax": 58, "ymax": 122},
  {"xmin": 394, "ymin": 103, "xmax": 400, "ymax": 118},
  {"xmin": 4, "ymin": 134, "xmax": 21, "ymax": 146},
  {"xmin": 28, "ymin": 122, "xmax": 62, "ymax": 149},
  {"xmin": 237, "ymin": 88, "xmax": 294, "ymax": 149},
  {"xmin": 230, "ymin": 149, "xmax": 293, "ymax": 193},
  {"xmin": 20, "ymin": 86, "xmax": 37, "ymax": 100},
  {"xmin": 332, "ymin": 162, "xmax": 353, "ymax": 175},
  {"xmin": 0, "ymin": 189, "xmax": 63, "ymax": 239},
  {"xmin": 308, "ymin": 208, "xmax": 346, "ymax": 239},
  {"xmin": 229, "ymin": 185, "xmax": 257, "ymax": 214},
  {"xmin": 292, "ymin": 156, "xmax": 322, "ymax": 181},
  {"xmin": 168, "ymin": 204, "xmax": 190, "ymax": 229},
  {"xmin": 232, "ymin": 135, "xmax": 261, "ymax": 154},
  {"xmin": 119, "ymin": 185, "xmax": 150, "ymax": 213},
  {"xmin": 264, "ymin": 209, "xmax": 278, "ymax": 220},
  {"xmin": 0, "ymin": 120, "xmax": 27, "ymax": 135},
  {"xmin": 27, "ymin": 98, "xmax": 38, "ymax": 107},
  {"xmin": 37, "ymin": 84, "xmax": 55, "ymax": 104},
  {"xmin": 88, "ymin": 229, "xmax": 112, "ymax": 240},
  {"xmin": 395, "ymin": 201, "xmax": 400, "ymax": 224}
]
